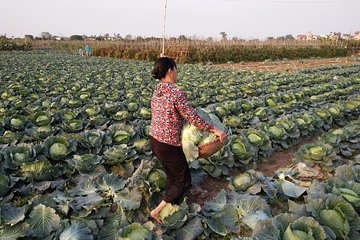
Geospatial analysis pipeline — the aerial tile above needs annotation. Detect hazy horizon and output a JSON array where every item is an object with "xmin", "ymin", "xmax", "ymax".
[{"xmin": 1, "ymin": 0, "xmax": 359, "ymax": 40}]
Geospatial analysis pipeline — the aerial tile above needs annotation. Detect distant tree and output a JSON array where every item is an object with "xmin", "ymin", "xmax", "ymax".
[
  {"xmin": 145, "ymin": 37, "xmax": 158, "ymax": 41},
  {"xmin": 40, "ymin": 32, "xmax": 52, "ymax": 40},
  {"xmin": 113, "ymin": 33, "xmax": 121, "ymax": 40},
  {"xmin": 125, "ymin": 34, "xmax": 132, "ymax": 40},
  {"xmin": 276, "ymin": 34, "xmax": 295, "ymax": 41},
  {"xmin": 267, "ymin": 36, "xmax": 275, "ymax": 40},
  {"xmin": 178, "ymin": 35, "xmax": 187, "ymax": 41},
  {"xmin": 95, "ymin": 35, "xmax": 104, "ymax": 41},
  {"xmin": 136, "ymin": 36, "xmax": 144, "ymax": 41},
  {"xmin": 70, "ymin": 35, "xmax": 83, "ymax": 40},
  {"xmin": 220, "ymin": 32, "xmax": 227, "ymax": 41},
  {"xmin": 25, "ymin": 35, "xmax": 34, "ymax": 40},
  {"xmin": 285, "ymin": 34, "xmax": 295, "ymax": 40}
]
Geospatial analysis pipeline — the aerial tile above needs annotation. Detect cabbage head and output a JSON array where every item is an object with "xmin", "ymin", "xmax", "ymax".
[
  {"xmin": 43, "ymin": 136, "xmax": 76, "ymax": 161},
  {"xmin": 223, "ymin": 115, "xmax": 242, "ymax": 128},
  {"xmin": 103, "ymin": 144, "xmax": 137, "ymax": 166},
  {"xmin": 32, "ymin": 126, "xmax": 56, "ymax": 140},
  {"xmin": 67, "ymin": 154, "xmax": 102, "ymax": 174},
  {"xmin": 230, "ymin": 135, "xmax": 256, "ymax": 164},
  {"xmin": 321, "ymin": 209, "xmax": 349, "ymax": 237},
  {"xmin": 62, "ymin": 119, "xmax": 84, "ymax": 133},
  {"xmin": 139, "ymin": 107, "xmax": 151, "ymax": 119},
  {"xmin": 127, "ymin": 102, "xmax": 139, "ymax": 112},
  {"xmin": 252, "ymin": 214, "xmax": 326, "ymax": 240},
  {"xmin": 7, "ymin": 114, "xmax": 26, "ymax": 130},
  {"xmin": 108, "ymin": 123, "xmax": 135, "ymax": 144},
  {"xmin": 295, "ymin": 143, "xmax": 335, "ymax": 171},
  {"xmin": 306, "ymin": 194, "xmax": 360, "ymax": 240},
  {"xmin": 33, "ymin": 111, "xmax": 52, "ymax": 126},
  {"xmin": 159, "ymin": 203, "xmax": 180, "ymax": 220},
  {"xmin": 3, "ymin": 143, "xmax": 36, "ymax": 169},
  {"xmin": 0, "ymin": 130, "xmax": 17, "ymax": 144},
  {"xmin": 118, "ymin": 222, "xmax": 152, "ymax": 240},
  {"xmin": 113, "ymin": 110, "xmax": 129, "ymax": 121},
  {"xmin": 132, "ymin": 138, "xmax": 150, "ymax": 154},
  {"xmin": 231, "ymin": 172, "xmax": 257, "ymax": 191},
  {"xmin": 328, "ymin": 105, "xmax": 342, "ymax": 118},
  {"xmin": 79, "ymin": 129, "xmax": 112, "ymax": 151},
  {"xmin": 84, "ymin": 104, "xmax": 100, "ymax": 117},
  {"xmin": 147, "ymin": 169, "xmax": 166, "ymax": 191},
  {"xmin": 181, "ymin": 109, "xmax": 226, "ymax": 162},
  {"xmin": 241, "ymin": 129, "xmax": 273, "ymax": 158},
  {"xmin": 283, "ymin": 216, "xmax": 326, "ymax": 240},
  {"xmin": 158, "ymin": 201, "xmax": 188, "ymax": 229}
]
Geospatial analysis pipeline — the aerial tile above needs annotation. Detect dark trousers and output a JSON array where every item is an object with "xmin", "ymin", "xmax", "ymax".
[{"xmin": 150, "ymin": 136, "xmax": 192, "ymax": 204}]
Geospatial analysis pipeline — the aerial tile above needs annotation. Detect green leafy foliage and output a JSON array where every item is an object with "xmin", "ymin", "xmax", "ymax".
[{"xmin": 1, "ymin": 51, "xmax": 360, "ymax": 239}]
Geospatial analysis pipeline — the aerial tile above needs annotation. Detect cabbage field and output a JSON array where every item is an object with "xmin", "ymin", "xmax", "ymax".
[{"xmin": 1, "ymin": 51, "xmax": 360, "ymax": 239}]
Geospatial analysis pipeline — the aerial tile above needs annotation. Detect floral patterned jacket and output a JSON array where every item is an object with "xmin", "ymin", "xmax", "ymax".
[{"xmin": 150, "ymin": 81, "xmax": 213, "ymax": 146}]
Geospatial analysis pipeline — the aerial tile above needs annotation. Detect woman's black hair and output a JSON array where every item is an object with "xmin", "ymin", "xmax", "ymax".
[{"xmin": 151, "ymin": 57, "xmax": 177, "ymax": 79}]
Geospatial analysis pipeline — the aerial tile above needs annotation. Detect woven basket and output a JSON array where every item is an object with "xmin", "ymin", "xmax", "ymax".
[{"xmin": 197, "ymin": 137, "xmax": 224, "ymax": 158}]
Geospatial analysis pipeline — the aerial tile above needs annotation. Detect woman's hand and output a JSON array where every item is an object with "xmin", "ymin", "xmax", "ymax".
[{"xmin": 211, "ymin": 128, "xmax": 227, "ymax": 142}]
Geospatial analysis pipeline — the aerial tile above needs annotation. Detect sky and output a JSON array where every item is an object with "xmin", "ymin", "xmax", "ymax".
[{"xmin": 1, "ymin": 0, "xmax": 359, "ymax": 40}]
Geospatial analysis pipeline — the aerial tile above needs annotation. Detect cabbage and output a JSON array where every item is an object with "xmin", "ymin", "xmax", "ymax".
[
  {"xmin": 128, "ymin": 102, "xmax": 139, "ymax": 112},
  {"xmin": 247, "ymin": 133, "xmax": 262, "ymax": 145},
  {"xmin": 108, "ymin": 124, "xmax": 136, "ymax": 144},
  {"xmin": 320, "ymin": 209, "xmax": 350, "ymax": 239},
  {"xmin": 268, "ymin": 125, "xmax": 285, "ymax": 138},
  {"xmin": 148, "ymin": 169, "xmax": 166, "ymax": 191},
  {"xmin": 252, "ymin": 214, "xmax": 326, "ymax": 240},
  {"xmin": 181, "ymin": 109, "xmax": 226, "ymax": 161},
  {"xmin": 85, "ymin": 107, "xmax": 97, "ymax": 116},
  {"xmin": 231, "ymin": 141, "xmax": 246, "ymax": 158},
  {"xmin": 35, "ymin": 115, "xmax": 49, "ymax": 124},
  {"xmin": 49, "ymin": 143, "xmax": 68, "ymax": 157},
  {"xmin": 63, "ymin": 119, "xmax": 84, "ymax": 133},
  {"xmin": 43, "ymin": 136, "xmax": 76, "ymax": 161},
  {"xmin": 10, "ymin": 118, "xmax": 23, "ymax": 128},
  {"xmin": 232, "ymin": 172, "xmax": 257, "ymax": 191},
  {"xmin": 132, "ymin": 138, "xmax": 150, "ymax": 154},
  {"xmin": 113, "ymin": 110, "xmax": 129, "ymax": 121},
  {"xmin": 139, "ymin": 107, "xmax": 151, "ymax": 119},
  {"xmin": 119, "ymin": 223, "xmax": 152, "ymax": 240},
  {"xmin": 114, "ymin": 130, "xmax": 129, "ymax": 144},
  {"xmin": 8, "ymin": 114, "xmax": 27, "ymax": 130},
  {"xmin": 328, "ymin": 106, "xmax": 341, "ymax": 117},
  {"xmin": 3, "ymin": 144, "xmax": 36, "ymax": 169},
  {"xmin": 159, "ymin": 203, "xmax": 180, "ymax": 220},
  {"xmin": 284, "ymin": 225, "xmax": 315, "ymax": 240},
  {"xmin": 79, "ymin": 92, "xmax": 90, "ymax": 100}
]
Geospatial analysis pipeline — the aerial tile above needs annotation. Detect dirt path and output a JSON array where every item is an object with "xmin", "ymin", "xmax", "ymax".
[{"xmin": 214, "ymin": 56, "xmax": 359, "ymax": 72}]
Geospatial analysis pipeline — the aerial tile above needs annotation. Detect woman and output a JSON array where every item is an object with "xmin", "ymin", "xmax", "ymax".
[{"xmin": 149, "ymin": 57, "xmax": 226, "ymax": 224}]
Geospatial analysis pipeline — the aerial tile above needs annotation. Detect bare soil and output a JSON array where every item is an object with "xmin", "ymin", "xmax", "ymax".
[
  {"xmin": 214, "ymin": 56, "xmax": 359, "ymax": 72},
  {"xmin": 255, "ymin": 135, "xmax": 319, "ymax": 176}
]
